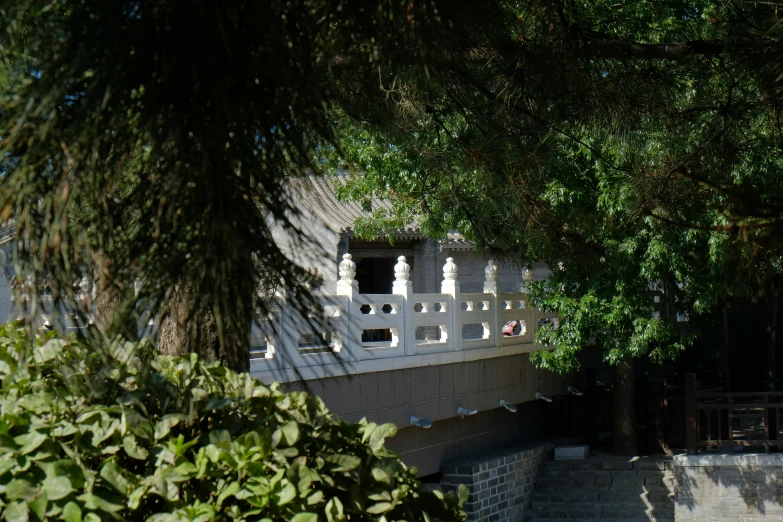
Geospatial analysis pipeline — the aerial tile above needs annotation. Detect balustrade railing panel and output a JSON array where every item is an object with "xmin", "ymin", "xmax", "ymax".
[
  {"xmin": 354, "ymin": 293, "xmax": 405, "ymax": 359},
  {"xmin": 252, "ymin": 295, "xmax": 353, "ymax": 372},
  {"xmin": 409, "ymin": 292, "xmax": 453, "ymax": 353},
  {"xmin": 499, "ymin": 292, "xmax": 533, "ymax": 346},
  {"xmin": 250, "ymin": 254, "xmax": 555, "ymax": 377},
  {"xmin": 460, "ymin": 292, "xmax": 494, "ymax": 349}
]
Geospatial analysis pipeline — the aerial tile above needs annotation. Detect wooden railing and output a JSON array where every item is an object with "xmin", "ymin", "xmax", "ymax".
[{"xmin": 685, "ymin": 373, "xmax": 782, "ymax": 454}]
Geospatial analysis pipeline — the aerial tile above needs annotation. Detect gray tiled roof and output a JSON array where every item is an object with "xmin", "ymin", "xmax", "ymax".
[
  {"xmin": 294, "ymin": 176, "xmax": 475, "ymax": 249},
  {"xmin": 293, "ymin": 175, "xmax": 421, "ymax": 237},
  {"xmin": 0, "ymin": 180, "xmax": 476, "ymax": 250}
]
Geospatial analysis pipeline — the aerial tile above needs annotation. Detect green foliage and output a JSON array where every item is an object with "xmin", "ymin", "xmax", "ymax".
[
  {"xmin": 324, "ymin": 0, "xmax": 783, "ymax": 373},
  {"xmin": 0, "ymin": 324, "xmax": 466, "ymax": 522}
]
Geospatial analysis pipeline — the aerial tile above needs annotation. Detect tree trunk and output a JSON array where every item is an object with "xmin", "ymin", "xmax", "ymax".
[
  {"xmin": 156, "ymin": 281, "xmax": 220, "ymax": 364},
  {"xmin": 93, "ymin": 262, "xmax": 139, "ymax": 341},
  {"xmin": 154, "ymin": 278, "xmax": 251, "ymax": 372},
  {"xmin": 612, "ymin": 356, "xmax": 638, "ymax": 455}
]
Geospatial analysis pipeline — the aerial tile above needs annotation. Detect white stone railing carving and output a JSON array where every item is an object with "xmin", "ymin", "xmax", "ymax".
[{"xmin": 251, "ymin": 254, "xmax": 558, "ymax": 382}]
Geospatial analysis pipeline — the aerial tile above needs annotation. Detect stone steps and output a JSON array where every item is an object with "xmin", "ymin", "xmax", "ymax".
[{"xmin": 525, "ymin": 457, "xmax": 674, "ymax": 522}]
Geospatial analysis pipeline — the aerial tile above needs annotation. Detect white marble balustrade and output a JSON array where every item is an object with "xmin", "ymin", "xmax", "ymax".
[{"xmin": 250, "ymin": 255, "xmax": 559, "ymax": 383}]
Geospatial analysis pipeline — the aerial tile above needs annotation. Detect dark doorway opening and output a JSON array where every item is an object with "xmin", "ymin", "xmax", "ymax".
[
  {"xmin": 355, "ymin": 257, "xmax": 414, "ymax": 343},
  {"xmin": 355, "ymin": 257, "xmax": 396, "ymax": 294}
]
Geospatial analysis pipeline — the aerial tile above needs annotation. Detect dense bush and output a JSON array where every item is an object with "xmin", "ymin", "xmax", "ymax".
[{"xmin": 0, "ymin": 325, "xmax": 466, "ymax": 521}]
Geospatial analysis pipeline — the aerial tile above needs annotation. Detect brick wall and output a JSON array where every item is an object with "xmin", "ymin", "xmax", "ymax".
[
  {"xmin": 440, "ymin": 441, "xmax": 555, "ymax": 522},
  {"xmin": 674, "ymin": 454, "xmax": 783, "ymax": 521}
]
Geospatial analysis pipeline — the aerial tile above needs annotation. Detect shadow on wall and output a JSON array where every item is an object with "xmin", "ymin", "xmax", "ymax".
[
  {"xmin": 675, "ymin": 455, "xmax": 783, "ymax": 518},
  {"xmin": 386, "ymin": 400, "xmax": 546, "ymax": 477}
]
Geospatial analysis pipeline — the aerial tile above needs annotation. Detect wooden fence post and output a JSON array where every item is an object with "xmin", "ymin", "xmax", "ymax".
[{"xmin": 685, "ymin": 372, "xmax": 698, "ymax": 454}]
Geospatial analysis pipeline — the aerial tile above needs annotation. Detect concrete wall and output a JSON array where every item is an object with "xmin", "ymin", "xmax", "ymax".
[
  {"xmin": 674, "ymin": 454, "xmax": 783, "ymax": 521},
  {"xmin": 281, "ymin": 352, "xmax": 576, "ymax": 475},
  {"xmin": 441, "ymin": 441, "xmax": 555, "ymax": 522}
]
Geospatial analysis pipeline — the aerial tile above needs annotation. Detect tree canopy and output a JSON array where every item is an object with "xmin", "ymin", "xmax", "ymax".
[
  {"xmin": 0, "ymin": 0, "xmax": 464, "ymax": 366},
  {"xmin": 324, "ymin": 0, "xmax": 783, "ymax": 375},
  {"xmin": 2, "ymin": 0, "xmax": 783, "ymax": 375}
]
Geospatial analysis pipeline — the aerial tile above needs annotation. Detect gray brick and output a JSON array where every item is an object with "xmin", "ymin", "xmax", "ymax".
[
  {"xmin": 425, "ymin": 366, "xmax": 440, "ymax": 400},
  {"xmin": 393, "ymin": 369, "xmax": 410, "ymax": 406},
  {"xmin": 359, "ymin": 373, "xmax": 379, "ymax": 412},
  {"xmin": 376, "ymin": 371, "xmax": 394, "ymax": 409},
  {"xmin": 439, "ymin": 364, "xmax": 454, "ymax": 397},
  {"xmin": 341, "ymin": 377, "xmax": 363, "ymax": 414},
  {"xmin": 410, "ymin": 367, "xmax": 427, "ymax": 402}
]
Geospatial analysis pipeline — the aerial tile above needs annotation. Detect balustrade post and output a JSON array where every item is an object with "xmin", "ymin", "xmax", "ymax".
[
  {"xmin": 441, "ymin": 257, "xmax": 460, "ymax": 351},
  {"xmin": 522, "ymin": 267, "xmax": 537, "ymax": 337},
  {"xmin": 483, "ymin": 260, "xmax": 501, "ymax": 347},
  {"xmin": 335, "ymin": 253, "xmax": 360, "ymax": 357},
  {"xmin": 392, "ymin": 256, "xmax": 415, "ymax": 355},
  {"xmin": 685, "ymin": 372, "xmax": 698, "ymax": 454}
]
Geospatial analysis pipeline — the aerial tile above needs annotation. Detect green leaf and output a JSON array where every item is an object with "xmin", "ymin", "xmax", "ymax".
[
  {"xmin": 0, "ymin": 454, "xmax": 16, "ymax": 476},
  {"xmin": 279, "ymin": 421, "xmax": 300, "ymax": 447},
  {"xmin": 34, "ymin": 339, "xmax": 66, "ymax": 363},
  {"xmin": 14, "ymin": 432, "xmax": 46, "ymax": 455},
  {"xmin": 100, "ymin": 461, "xmax": 138, "ymax": 494},
  {"xmin": 42, "ymin": 475, "xmax": 73, "ymax": 500},
  {"xmin": 366, "ymin": 502, "xmax": 393, "ymax": 514},
  {"xmin": 80, "ymin": 491, "xmax": 125, "ymax": 513},
  {"xmin": 371, "ymin": 467, "xmax": 390, "ymax": 484},
  {"xmin": 208, "ymin": 430, "xmax": 232, "ymax": 446},
  {"xmin": 325, "ymin": 454, "xmax": 361, "ymax": 472},
  {"xmin": 61, "ymin": 502, "xmax": 83, "ymax": 522},
  {"xmin": 122, "ymin": 434, "xmax": 148, "ymax": 460},
  {"xmin": 368, "ymin": 423, "xmax": 396, "ymax": 452},
  {"xmin": 130, "ymin": 418, "xmax": 154, "ymax": 441},
  {"xmin": 5, "ymin": 479, "xmax": 39, "ymax": 501},
  {"xmin": 28, "ymin": 491, "xmax": 48, "ymax": 521},
  {"xmin": 306, "ymin": 490, "xmax": 324, "ymax": 505},
  {"xmin": 458, "ymin": 484, "xmax": 469, "ymax": 507},
  {"xmin": 277, "ymin": 483, "xmax": 296, "ymax": 506},
  {"xmin": 128, "ymin": 487, "xmax": 147, "ymax": 510},
  {"xmin": 3, "ymin": 501, "xmax": 28, "ymax": 522},
  {"xmin": 289, "ymin": 514, "xmax": 317, "ymax": 522},
  {"xmin": 216, "ymin": 481, "xmax": 240, "ymax": 508},
  {"xmin": 154, "ymin": 414, "xmax": 187, "ymax": 441},
  {"xmin": 367, "ymin": 489, "xmax": 392, "ymax": 501},
  {"xmin": 325, "ymin": 497, "xmax": 344, "ymax": 522}
]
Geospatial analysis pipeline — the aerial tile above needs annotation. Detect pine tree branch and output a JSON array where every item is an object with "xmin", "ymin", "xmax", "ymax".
[
  {"xmin": 327, "ymin": 38, "xmax": 734, "ymax": 70},
  {"xmin": 583, "ymin": 38, "xmax": 726, "ymax": 60}
]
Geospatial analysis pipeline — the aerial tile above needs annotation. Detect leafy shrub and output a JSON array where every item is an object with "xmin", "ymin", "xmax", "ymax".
[{"xmin": 0, "ymin": 325, "xmax": 466, "ymax": 521}]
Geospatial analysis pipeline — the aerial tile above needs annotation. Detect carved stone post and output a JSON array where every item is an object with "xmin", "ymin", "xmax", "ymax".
[
  {"xmin": 392, "ymin": 256, "xmax": 415, "ymax": 355},
  {"xmin": 521, "ymin": 267, "xmax": 535, "ymax": 298},
  {"xmin": 521, "ymin": 267, "xmax": 536, "ymax": 338},
  {"xmin": 483, "ymin": 260, "xmax": 501, "ymax": 347},
  {"xmin": 441, "ymin": 257, "xmax": 460, "ymax": 351},
  {"xmin": 335, "ymin": 253, "xmax": 360, "ymax": 357}
]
